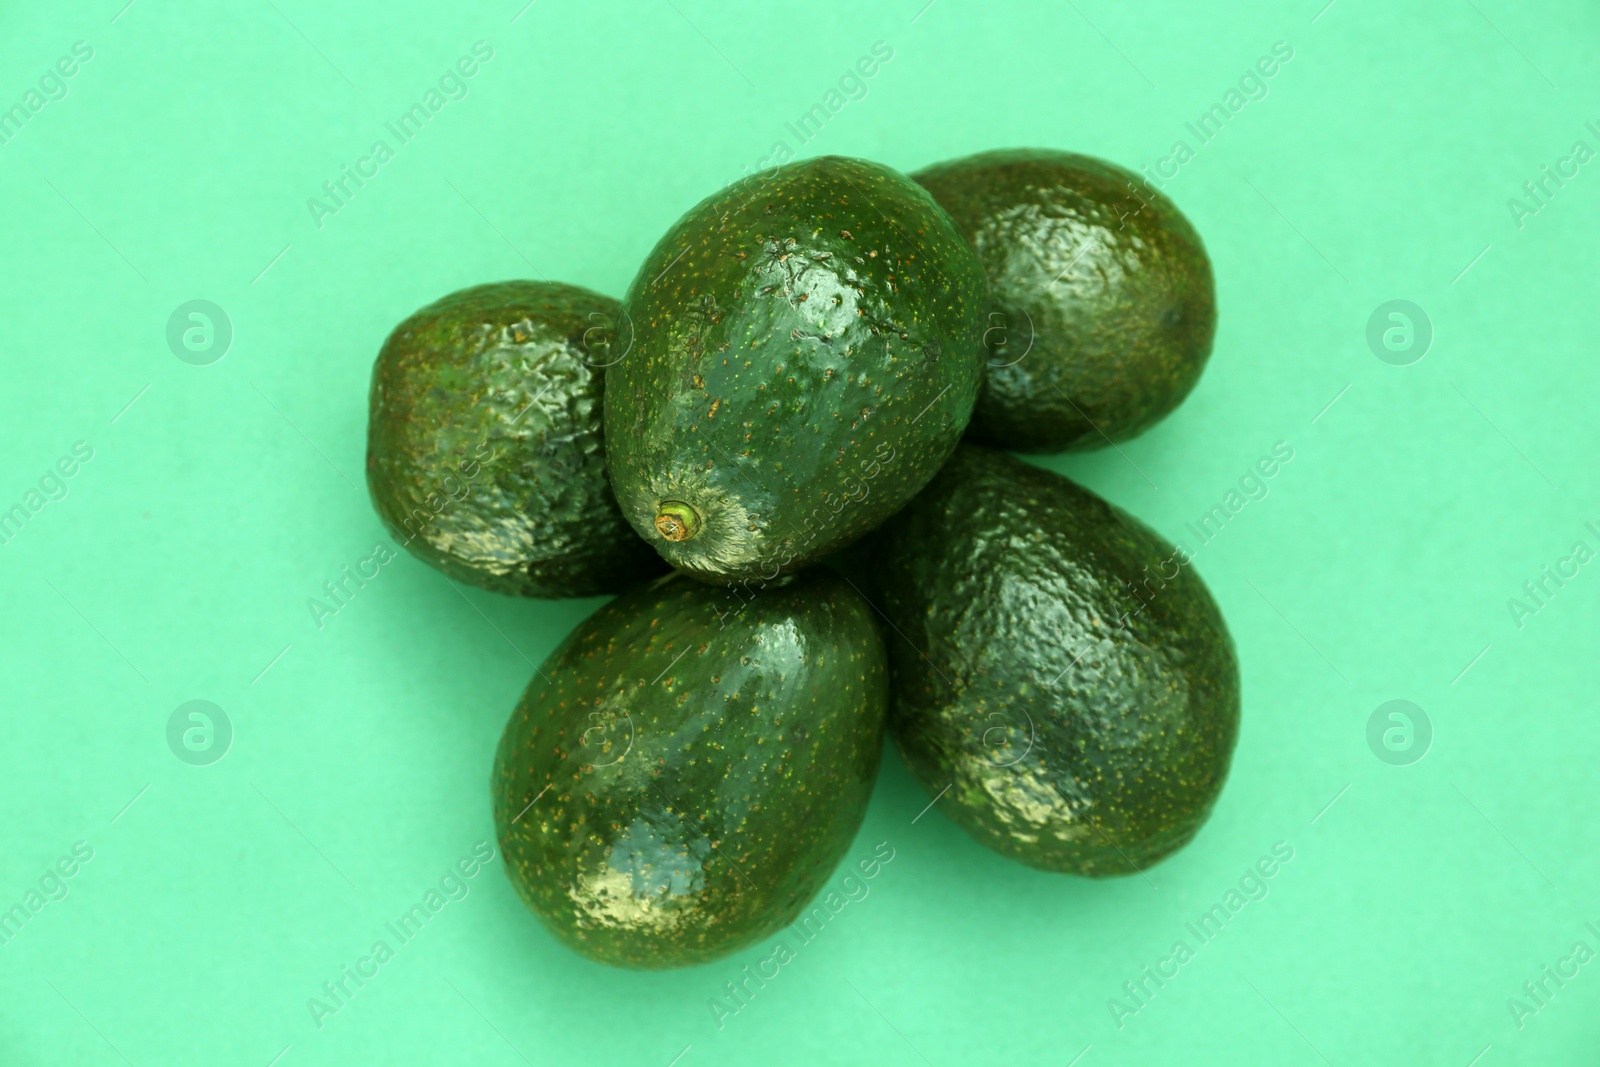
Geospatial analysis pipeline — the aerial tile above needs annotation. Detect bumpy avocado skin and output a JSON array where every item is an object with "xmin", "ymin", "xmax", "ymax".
[
  {"xmin": 491, "ymin": 571, "xmax": 888, "ymax": 968},
  {"xmin": 913, "ymin": 149, "xmax": 1217, "ymax": 453},
  {"xmin": 366, "ymin": 281, "xmax": 666, "ymax": 597},
  {"xmin": 605, "ymin": 155, "xmax": 988, "ymax": 585},
  {"xmin": 860, "ymin": 445, "xmax": 1239, "ymax": 876}
]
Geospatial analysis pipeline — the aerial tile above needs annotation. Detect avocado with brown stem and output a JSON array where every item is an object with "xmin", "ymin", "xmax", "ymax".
[{"xmin": 604, "ymin": 155, "xmax": 988, "ymax": 586}]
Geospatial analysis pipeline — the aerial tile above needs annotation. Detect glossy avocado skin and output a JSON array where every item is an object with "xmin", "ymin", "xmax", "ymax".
[
  {"xmin": 367, "ymin": 281, "xmax": 666, "ymax": 597},
  {"xmin": 605, "ymin": 155, "xmax": 988, "ymax": 585},
  {"xmin": 914, "ymin": 149, "xmax": 1217, "ymax": 453},
  {"xmin": 491, "ymin": 570, "xmax": 888, "ymax": 968},
  {"xmin": 860, "ymin": 445, "xmax": 1239, "ymax": 876}
]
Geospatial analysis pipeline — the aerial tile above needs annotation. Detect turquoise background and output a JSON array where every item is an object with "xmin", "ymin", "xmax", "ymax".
[{"xmin": 3, "ymin": 1, "xmax": 1598, "ymax": 1063}]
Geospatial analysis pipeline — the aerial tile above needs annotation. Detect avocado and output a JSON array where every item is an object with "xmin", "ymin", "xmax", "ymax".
[
  {"xmin": 604, "ymin": 155, "xmax": 988, "ymax": 587},
  {"xmin": 367, "ymin": 281, "xmax": 666, "ymax": 597},
  {"xmin": 857, "ymin": 445, "xmax": 1238, "ymax": 875},
  {"xmin": 913, "ymin": 149, "xmax": 1217, "ymax": 453},
  {"xmin": 491, "ymin": 570, "xmax": 888, "ymax": 967}
]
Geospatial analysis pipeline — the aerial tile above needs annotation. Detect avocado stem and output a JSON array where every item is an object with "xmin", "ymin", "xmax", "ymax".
[{"xmin": 654, "ymin": 501, "xmax": 701, "ymax": 542}]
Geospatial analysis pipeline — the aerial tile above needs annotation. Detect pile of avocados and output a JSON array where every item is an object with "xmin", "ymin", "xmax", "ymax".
[{"xmin": 366, "ymin": 149, "xmax": 1238, "ymax": 969}]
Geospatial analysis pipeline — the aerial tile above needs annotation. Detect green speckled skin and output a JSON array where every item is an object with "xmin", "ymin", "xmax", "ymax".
[
  {"xmin": 366, "ymin": 281, "xmax": 666, "ymax": 597},
  {"xmin": 605, "ymin": 155, "xmax": 987, "ymax": 584},
  {"xmin": 860, "ymin": 445, "xmax": 1239, "ymax": 876},
  {"xmin": 913, "ymin": 149, "xmax": 1217, "ymax": 453},
  {"xmin": 491, "ymin": 570, "xmax": 888, "ymax": 967}
]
